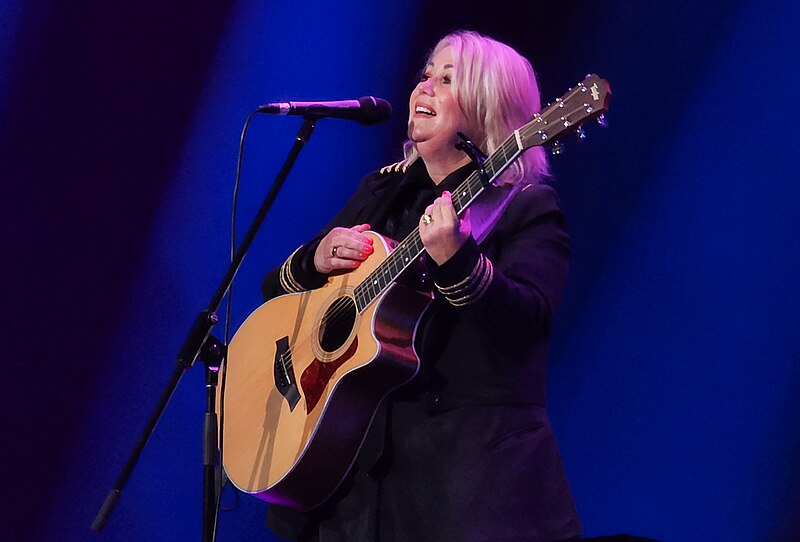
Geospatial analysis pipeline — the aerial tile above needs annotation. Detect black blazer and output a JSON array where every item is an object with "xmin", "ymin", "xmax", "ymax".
[{"xmin": 262, "ymin": 161, "xmax": 581, "ymax": 541}]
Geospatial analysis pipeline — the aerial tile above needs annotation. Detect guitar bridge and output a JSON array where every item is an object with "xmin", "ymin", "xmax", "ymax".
[{"xmin": 274, "ymin": 336, "xmax": 300, "ymax": 411}]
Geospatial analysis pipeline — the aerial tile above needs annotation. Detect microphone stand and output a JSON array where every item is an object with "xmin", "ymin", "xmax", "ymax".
[{"xmin": 92, "ymin": 117, "xmax": 318, "ymax": 541}]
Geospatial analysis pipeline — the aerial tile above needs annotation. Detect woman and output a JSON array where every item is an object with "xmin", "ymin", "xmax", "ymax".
[{"xmin": 262, "ymin": 30, "xmax": 581, "ymax": 542}]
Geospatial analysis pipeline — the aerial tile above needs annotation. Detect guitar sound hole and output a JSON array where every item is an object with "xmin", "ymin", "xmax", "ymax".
[{"xmin": 319, "ymin": 296, "xmax": 357, "ymax": 353}]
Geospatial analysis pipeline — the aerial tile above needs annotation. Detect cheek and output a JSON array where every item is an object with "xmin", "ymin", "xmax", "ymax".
[{"xmin": 444, "ymin": 101, "xmax": 464, "ymax": 129}]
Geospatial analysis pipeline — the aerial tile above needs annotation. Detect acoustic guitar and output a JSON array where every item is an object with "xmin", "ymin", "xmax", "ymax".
[{"xmin": 218, "ymin": 74, "xmax": 610, "ymax": 511}]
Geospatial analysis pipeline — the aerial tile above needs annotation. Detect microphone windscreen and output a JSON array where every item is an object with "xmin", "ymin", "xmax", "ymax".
[{"xmin": 358, "ymin": 96, "xmax": 392, "ymax": 125}]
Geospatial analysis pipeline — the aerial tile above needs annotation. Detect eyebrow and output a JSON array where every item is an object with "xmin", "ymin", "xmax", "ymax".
[{"xmin": 425, "ymin": 63, "xmax": 454, "ymax": 69}]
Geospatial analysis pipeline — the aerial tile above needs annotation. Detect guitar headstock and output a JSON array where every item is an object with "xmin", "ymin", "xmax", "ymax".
[{"xmin": 519, "ymin": 74, "xmax": 611, "ymax": 150}]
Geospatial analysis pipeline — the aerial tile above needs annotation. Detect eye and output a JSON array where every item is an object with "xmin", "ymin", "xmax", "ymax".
[
  {"xmin": 419, "ymin": 71, "xmax": 431, "ymax": 83},
  {"xmin": 442, "ymin": 75, "xmax": 452, "ymax": 85}
]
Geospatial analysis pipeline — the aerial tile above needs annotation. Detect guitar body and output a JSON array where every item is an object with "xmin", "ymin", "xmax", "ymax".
[{"xmin": 218, "ymin": 231, "xmax": 431, "ymax": 510}]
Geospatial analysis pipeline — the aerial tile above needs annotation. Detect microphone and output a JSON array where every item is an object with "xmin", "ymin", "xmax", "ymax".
[{"xmin": 256, "ymin": 96, "xmax": 392, "ymax": 125}]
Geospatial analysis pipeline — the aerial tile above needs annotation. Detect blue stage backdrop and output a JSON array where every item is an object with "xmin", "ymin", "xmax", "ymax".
[{"xmin": 2, "ymin": 1, "xmax": 798, "ymax": 541}]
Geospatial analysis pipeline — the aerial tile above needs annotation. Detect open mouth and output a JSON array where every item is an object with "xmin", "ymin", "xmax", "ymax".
[{"xmin": 415, "ymin": 105, "xmax": 436, "ymax": 116}]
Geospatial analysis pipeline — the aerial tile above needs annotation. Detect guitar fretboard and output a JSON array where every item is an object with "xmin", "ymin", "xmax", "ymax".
[{"xmin": 353, "ymin": 132, "xmax": 525, "ymax": 312}]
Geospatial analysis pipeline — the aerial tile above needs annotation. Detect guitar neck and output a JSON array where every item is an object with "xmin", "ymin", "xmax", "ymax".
[{"xmin": 353, "ymin": 133, "xmax": 525, "ymax": 313}]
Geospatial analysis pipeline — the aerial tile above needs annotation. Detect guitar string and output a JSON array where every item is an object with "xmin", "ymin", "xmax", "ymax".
[
  {"xmin": 342, "ymin": 78, "xmax": 606, "ymax": 318},
  {"xmin": 273, "ymin": 97, "xmax": 600, "ymax": 379},
  {"xmin": 275, "ymin": 94, "xmax": 600, "ymax": 372},
  {"xmin": 272, "ymin": 95, "xmax": 602, "ymax": 381}
]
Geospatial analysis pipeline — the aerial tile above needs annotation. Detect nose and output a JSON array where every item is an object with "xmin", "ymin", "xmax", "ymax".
[{"xmin": 418, "ymin": 77, "xmax": 434, "ymax": 95}]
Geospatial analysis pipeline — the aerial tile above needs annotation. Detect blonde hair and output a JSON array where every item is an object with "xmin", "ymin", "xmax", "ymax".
[{"xmin": 402, "ymin": 30, "xmax": 548, "ymax": 185}]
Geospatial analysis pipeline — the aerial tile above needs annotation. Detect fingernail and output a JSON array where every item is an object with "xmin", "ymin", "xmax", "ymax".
[{"xmin": 365, "ymin": 244, "xmax": 373, "ymax": 252}]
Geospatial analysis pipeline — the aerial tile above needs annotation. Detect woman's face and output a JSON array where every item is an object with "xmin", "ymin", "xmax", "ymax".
[{"xmin": 408, "ymin": 46, "xmax": 467, "ymax": 160}]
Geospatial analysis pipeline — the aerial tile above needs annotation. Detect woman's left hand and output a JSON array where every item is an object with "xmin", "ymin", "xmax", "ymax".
[{"xmin": 419, "ymin": 191, "xmax": 471, "ymax": 265}]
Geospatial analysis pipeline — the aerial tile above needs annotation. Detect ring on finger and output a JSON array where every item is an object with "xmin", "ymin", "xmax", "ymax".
[
  {"xmin": 332, "ymin": 246, "xmax": 339, "ymax": 257},
  {"xmin": 422, "ymin": 213, "xmax": 433, "ymax": 225}
]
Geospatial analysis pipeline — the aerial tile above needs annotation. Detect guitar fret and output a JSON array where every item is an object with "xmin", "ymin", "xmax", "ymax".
[
  {"xmin": 504, "ymin": 137, "xmax": 516, "ymax": 157},
  {"xmin": 484, "ymin": 158, "xmax": 496, "ymax": 182},
  {"xmin": 484, "ymin": 160, "xmax": 496, "ymax": 180},
  {"xmin": 470, "ymin": 176, "xmax": 480, "ymax": 198}
]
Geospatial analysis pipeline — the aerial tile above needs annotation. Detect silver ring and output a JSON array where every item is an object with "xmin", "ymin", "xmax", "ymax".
[
  {"xmin": 422, "ymin": 213, "xmax": 433, "ymax": 225},
  {"xmin": 332, "ymin": 246, "xmax": 339, "ymax": 257}
]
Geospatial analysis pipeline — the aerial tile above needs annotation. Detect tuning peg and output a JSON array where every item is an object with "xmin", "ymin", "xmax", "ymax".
[
  {"xmin": 596, "ymin": 114, "xmax": 608, "ymax": 128},
  {"xmin": 575, "ymin": 127, "xmax": 587, "ymax": 141},
  {"xmin": 550, "ymin": 141, "xmax": 565, "ymax": 155}
]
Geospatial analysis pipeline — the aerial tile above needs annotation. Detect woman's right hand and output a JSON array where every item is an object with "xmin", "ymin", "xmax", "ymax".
[{"xmin": 314, "ymin": 223, "xmax": 374, "ymax": 274}]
